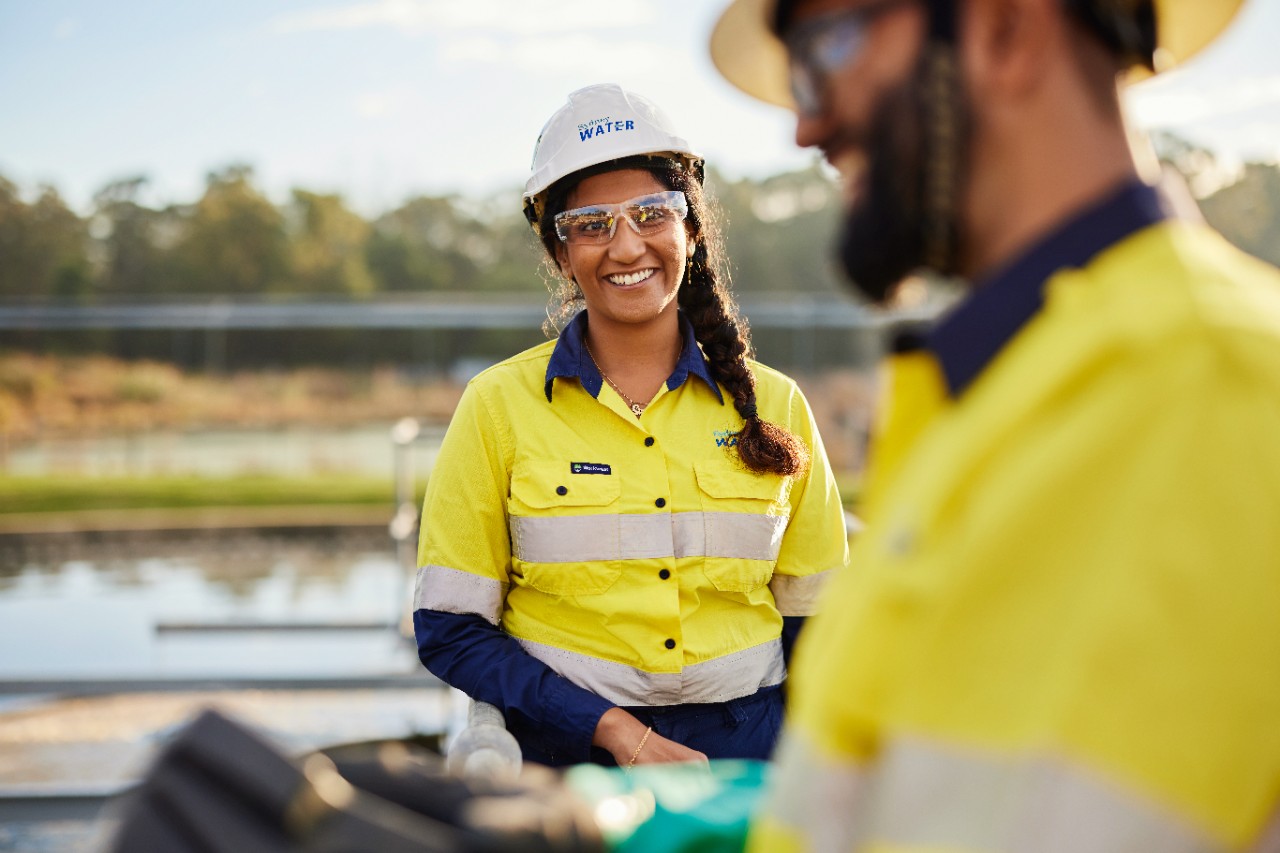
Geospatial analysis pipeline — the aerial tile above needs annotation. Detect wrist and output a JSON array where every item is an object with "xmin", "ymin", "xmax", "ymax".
[
  {"xmin": 590, "ymin": 706, "xmax": 630, "ymax": 748},
  {"xmin": 626, "ymin": 726, "xmax": 653, "ymax": 770},
  {"xmin": 592, "ymin": 707, "xmax": 650, "ymax": 763}
]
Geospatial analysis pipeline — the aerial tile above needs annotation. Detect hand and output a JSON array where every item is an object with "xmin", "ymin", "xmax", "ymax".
[{"xmin": 591, "ymin": 707, "xmax": 708, "ymax": 768}]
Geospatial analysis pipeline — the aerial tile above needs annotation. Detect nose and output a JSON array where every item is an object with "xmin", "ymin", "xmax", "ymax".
[
  {"xmin": 608, "ymin": 214, "xmax": 646, "ymax": 262},
  {"xmin": 794, "ymin": 108, "xmax": 830, "ymax": 151}
]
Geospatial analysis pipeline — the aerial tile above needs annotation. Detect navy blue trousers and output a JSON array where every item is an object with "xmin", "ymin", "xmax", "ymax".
[{"xmin": 517, "ymin": 685, "xmax": 784, "ymax": 768}]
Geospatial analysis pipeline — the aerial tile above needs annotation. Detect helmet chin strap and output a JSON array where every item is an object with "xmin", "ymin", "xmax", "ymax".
[
  {"xmin": 921, "ymin": 0, "xmax": 963, "ymax": 276},
  {"xmin": 925, "ymin": 0, "xmax": 957, "ymax": 40}
]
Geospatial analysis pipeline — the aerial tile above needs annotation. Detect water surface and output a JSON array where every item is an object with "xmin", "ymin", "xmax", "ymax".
[{"xmin": 0, "ymin": 531, "xmax": 417, "ymax": 680}]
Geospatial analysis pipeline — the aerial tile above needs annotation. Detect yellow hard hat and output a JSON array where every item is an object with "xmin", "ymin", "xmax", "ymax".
[{"xmin": 709, "ymin": 0, "xmax": 1248, "ymax": 110}]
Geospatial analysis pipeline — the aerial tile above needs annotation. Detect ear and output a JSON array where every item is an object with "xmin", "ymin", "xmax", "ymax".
[
  {"xmin": 962, "ymin": 0, "xmax": 1054, "ymax": 100},
  {"xmin": 554, "ymin": 241, "xmax": 574, "ymax": 281},
  {"xmin": 685, "ymin": 223, "xmax": 697, "ymax": 258}
]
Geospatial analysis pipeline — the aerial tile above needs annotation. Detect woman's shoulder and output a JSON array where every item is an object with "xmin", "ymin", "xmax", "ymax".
[
  {"xmin": 746, "ymin": 358, "xmax": 802, "ymax": 392},
  {"xmin": 742, "ymin": 359, "xmax": 813, "ymax": 425}
]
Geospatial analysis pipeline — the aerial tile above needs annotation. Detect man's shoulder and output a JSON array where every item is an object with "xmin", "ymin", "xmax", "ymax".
[
  {"xmin": 1045, "ymin": 221, "xmax": 1280, "ymax": 381},
  {"xmin": 955, "ymin": 223, "xmax": 1280, "ymax": 462},
  {"xmin": 1109, "ymin": 221, "xmax": 1280, "ymax": 327},
  {"xmin": 1122, "ymin": 223, "xmax": 1280, "ymax": 379}
]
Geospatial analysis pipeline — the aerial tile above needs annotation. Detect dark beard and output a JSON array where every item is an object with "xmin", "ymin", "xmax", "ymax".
[{"xmin": 838, "ymin": 51, "xmax": 964, "ymax": 303}]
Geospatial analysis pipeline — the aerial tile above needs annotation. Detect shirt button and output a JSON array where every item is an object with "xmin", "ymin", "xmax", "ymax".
[
  {"xmin": 644, "ymin": 437, "xmax": 655, "ymax": 447},
  {"xmin": 556, "ymin": 486, "xmax": 567, "ymax": 496},
  {"xmin": 654, "ymin": 497, "xmax": 666, "ymax": 508},
  {"xmin": 659, "ymin": 569, "xmax": 670, "ymax": 580},
  {"xmin": 664, "ymin": 638, "xmax": 676, "ymax": 650}
]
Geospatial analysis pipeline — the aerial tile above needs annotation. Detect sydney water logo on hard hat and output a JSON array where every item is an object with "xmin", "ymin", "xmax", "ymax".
[{"xmin": 576, "ymin": 115, "xmax": 637, "ymax": 142}]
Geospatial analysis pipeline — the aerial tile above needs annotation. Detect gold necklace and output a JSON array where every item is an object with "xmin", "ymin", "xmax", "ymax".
[{"xmin": 585, "ymin": 343, "xmax": 645, "ymax": 417}]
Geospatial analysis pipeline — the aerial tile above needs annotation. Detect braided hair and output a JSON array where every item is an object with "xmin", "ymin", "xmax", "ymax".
[{"xmin": 534, "ymin": 156, "xmax": 809, "ymax": 478}]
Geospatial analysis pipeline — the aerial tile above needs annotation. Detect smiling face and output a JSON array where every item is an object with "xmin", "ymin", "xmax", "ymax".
[
  {"xmin": 554, "ymin": 168, "xmax": 695, "ymax": 338},
  {"xmin": 784, "ymin": 0, "xmax": 946, "ymax": 301},
  {"xmin": 788, "ymin": 0, "xmax": 924, "ymax": 197}
]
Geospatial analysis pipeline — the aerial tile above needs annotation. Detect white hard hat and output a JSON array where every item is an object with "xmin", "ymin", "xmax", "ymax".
[{"xmin": 522, "ymin": 84, "xmax": 702, "ymax": 227}]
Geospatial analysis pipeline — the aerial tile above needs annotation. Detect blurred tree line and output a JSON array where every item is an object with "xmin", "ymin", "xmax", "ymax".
[
  {"xmin": 0, "ymin": 161, "xmax": 856, "ymax": 369},
  {"xmin": 2, "ymin": 137, "xmax": 1277, "ymax": 370},
  {"xmin": 0, "ymin": 162, "xmax": 851, "ymax": 305}
]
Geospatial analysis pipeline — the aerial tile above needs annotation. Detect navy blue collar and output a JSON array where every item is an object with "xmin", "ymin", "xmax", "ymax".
[
  {"xmin": 927, "ymin": 180, "xmax": 1171, "ymax": 397},
  {"xmin": 543, "ymin": 310, "xmax": 724, "ymax": 405}
]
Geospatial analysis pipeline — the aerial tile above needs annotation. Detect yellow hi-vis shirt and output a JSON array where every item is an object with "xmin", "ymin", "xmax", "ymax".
[
  {"xmin": 415, "ymin": 314, "xmax": 848, "ymax": 708},
  {"xmin": 753, "ymin": 187, "xmax": 1280, "ymax": 852}
]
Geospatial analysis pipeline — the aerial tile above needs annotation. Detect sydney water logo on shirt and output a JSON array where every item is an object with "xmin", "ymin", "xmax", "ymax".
[
  {"xmin": 713, "ymin": 429, "xmax": 739, "ymax": 448},
  {"xmin": 577, "ymin": 116, "xmax": 636, "ymax": 141}
]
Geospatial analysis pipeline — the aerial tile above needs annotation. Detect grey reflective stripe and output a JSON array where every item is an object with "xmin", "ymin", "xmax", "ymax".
[
  {"xmin": 861, "ymin": 737, "xmax": 1224, "ymax": 852},
  {"xmin": 671, "ymin": 512, "xmax": 705, "ymax": 558},
  {"xmin": 513, "ymin": 636, "xmax": 785, "ymax": 706},
  {"xmin": 769, "ymin": 566, "xmax": 838, "ymax": 616},
  {"xmin": 414, "ymin": 564, "xmax": 506, "ymax": 626},
  {"xmin": 1254, "ymin": 806, "xmax": 1280, "ymax": 853},
  {"xmin": 768, "ymin": 733, "xmax": 1225, "ymax": 853},
  {"xmin": 761, "ymin": 732, "xmax": 865, "ymax": 852},
  {"xmin": 674, "ymin": 511, "xmax": 786, "ymax": 560},
  {"xmin": 512, "ymin": 515, "xmax": 621, "ymax": 562},
  {"xmin": 704, "ymin": 511, "xmax": 787, "ymax": 560},
  {"xmin": 511, "ymin": 511, "xmax": 787, "ymax": 563}
]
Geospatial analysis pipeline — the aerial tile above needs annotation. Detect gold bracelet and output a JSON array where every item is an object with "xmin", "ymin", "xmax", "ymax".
[{"xmin": 627, "ymin": 726, "xmax": 652, "ymax": 769}]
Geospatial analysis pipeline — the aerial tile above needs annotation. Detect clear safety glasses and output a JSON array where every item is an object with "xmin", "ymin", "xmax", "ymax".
[
  {"xmin": 553, "ymin": 191, "xmax": 689, "ymax": 245},
  {"xmin": 784, "ymin": 0, "xmax": 913, "ymax": 116}
]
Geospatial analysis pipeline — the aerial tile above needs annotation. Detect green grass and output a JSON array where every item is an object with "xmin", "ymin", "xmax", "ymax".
[
  {"xmin": 0, "ymin": 472, "xmax": 860, "ymax": 516},
  {"xmin": 0, "ymin": 474, "xmax": 418, "ymax": 515}
]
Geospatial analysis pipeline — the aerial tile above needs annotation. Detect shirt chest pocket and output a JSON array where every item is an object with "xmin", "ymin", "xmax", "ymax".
[
  {"xmin": 508, "ymin": 459, "xmax": 622, "ymax": 596},
  {"xmin": 693, "ymin": 461, "xmax": 791, "ymax": 593},
  {"xmin": 693, "ymin": 461, "xmax": 792, "ymax": 515}
]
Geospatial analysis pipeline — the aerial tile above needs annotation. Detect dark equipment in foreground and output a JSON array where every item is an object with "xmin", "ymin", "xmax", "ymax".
[{"xmin": 104, "ymin": 709, "xmax": 604, "ymax": 853}]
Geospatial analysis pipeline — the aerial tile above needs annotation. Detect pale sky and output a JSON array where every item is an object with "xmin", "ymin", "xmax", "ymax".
[{"xmin": 2, "ymin": 0, "xmax": 1278, "ymax": 216}]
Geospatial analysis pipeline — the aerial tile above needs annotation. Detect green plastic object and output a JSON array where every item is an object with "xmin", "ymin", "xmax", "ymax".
[{"xmin": 564, "ymin": 759, "xmax": 770, "ymax": 853}]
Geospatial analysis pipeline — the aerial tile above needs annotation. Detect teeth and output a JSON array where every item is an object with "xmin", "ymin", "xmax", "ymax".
[{"xmin": 606, "ymin": 269, "xmax": 654, "ymax": 286}]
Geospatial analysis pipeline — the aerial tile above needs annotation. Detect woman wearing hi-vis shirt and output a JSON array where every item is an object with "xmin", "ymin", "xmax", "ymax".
[{"xmin": 412, "ymin": 83, "xmax": 848, "ymax": 770}]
